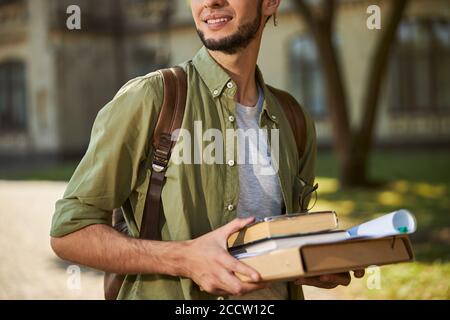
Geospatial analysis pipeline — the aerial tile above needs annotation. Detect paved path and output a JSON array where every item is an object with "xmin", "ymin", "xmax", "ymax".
[{"xmin": 0, "ymin": 180, "xmax": 344, "ymax": 300}]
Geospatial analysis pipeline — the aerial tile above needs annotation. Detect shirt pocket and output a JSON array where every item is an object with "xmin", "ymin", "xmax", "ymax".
[{"xmin": 293, "ymin": 175, "xmax": 318, "ymax": 213}]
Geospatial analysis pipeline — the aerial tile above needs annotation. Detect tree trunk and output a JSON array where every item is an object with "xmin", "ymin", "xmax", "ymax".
[
  {"xmin": 112, "ymin": 0, "xmax": 127, "ymax": 89},
  {"xmin": 344, "ymin": 0, "xmax": 409, "ymax": 187},
  {"xmin": 294, "ymin": 0, "xmax": 409, "ymax": 187},
  {"xmin": 313, "ymin": 23, "xmax": 355, "ymax": 186},
  {"xmin": 294, "ymin": 0, "xmax": 353, "ymax": 184}
]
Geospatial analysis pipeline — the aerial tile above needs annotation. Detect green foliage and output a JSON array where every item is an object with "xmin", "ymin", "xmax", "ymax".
[
  {"xmin": 347, "ymin": 262, "xmax": 450, "ymax": 300},
  {"xmin": 315, "ymin": 149, "xmax": 450, "ymax": 299},
  {"xmin": 0, "ymin": 162, "xmax": 78, "ymax": 181}
]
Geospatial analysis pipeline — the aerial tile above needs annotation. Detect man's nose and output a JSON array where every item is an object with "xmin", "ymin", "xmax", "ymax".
[{"xmin": 203, "ymin": 0, "xmax": 226, "ymax": 9}]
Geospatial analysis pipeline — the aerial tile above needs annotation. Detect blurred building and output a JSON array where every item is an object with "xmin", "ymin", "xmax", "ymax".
[{"xmin": 0, "ymin": 0, "xmax": 449, "ymax": 162}]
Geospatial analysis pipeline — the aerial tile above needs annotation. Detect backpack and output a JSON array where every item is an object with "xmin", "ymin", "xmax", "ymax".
[{"xmin": 104, "ymin": 66, "xmax": 308, "ymax": 300}]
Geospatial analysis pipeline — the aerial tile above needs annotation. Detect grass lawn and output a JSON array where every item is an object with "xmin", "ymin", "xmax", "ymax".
[
  {"xmin": 1, "ymin": 149, "xmax": 449, "ymax": 299},
  {"xmin": 0, "ymin": 162, "xmax": 79, "ymax": 182},
  {"xmin": 315, "ymin": 150, "xmax": 450, "ymax": 299}
]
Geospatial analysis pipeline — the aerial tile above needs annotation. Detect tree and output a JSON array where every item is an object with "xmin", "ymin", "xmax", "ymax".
[
  {"xmin": 293, "ymin": 0, "xmax": 409, "ymax": 187},
  {"xmin": 111, "ymin": 0, "xmax": 173, "ymax": 87}
]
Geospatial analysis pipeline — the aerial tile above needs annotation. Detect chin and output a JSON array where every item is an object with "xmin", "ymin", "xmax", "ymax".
[
  {"xmin": 203, "ymin": 35, "xmax": 229, "ymax": 44},
  {"xmin": 201, "ymin": 28, "xmax": 233, "ymax": 39}
]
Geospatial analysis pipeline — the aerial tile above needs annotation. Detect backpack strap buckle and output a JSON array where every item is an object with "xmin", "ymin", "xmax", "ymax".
[{"xmin": 152, "ymin": 133, "xmax": 172, "ymax": 173}]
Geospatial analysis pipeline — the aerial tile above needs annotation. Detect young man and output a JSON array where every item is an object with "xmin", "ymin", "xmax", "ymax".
[{"xmin": 50, "ymin": 0, "xmax": 364, "ymax": 300}]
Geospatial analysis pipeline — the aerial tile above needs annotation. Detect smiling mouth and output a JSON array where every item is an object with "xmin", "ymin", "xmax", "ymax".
[
  {"xmin": 202, "ymin": 13, "xmax": 233, "ymax": 26},
  {"xmin": 205, "ymin": 17, "xmax": 232, "ymax": 24}
]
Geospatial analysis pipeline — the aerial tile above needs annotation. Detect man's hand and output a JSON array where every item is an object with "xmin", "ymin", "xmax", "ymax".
[
  {"xmin": 181, "ymin": 217, "xmax": 270, "ymax": 296},
  {"xmin": 294, "ymin": 270, "xmax": 365, "ymax": 289}
]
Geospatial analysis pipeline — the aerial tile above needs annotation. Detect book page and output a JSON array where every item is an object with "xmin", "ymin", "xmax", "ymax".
[{"xmin": 233, "ymin": 231, "xmax": 350, "ymax": 259}]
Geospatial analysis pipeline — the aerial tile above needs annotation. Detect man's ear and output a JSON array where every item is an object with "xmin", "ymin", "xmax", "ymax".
[{"xmin": 263, "ymin": 0, "xmax": 281, "ymax": 16}]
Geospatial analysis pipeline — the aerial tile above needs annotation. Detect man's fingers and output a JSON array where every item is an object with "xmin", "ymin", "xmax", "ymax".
[
  {"xmin": 222, "ymin": 217, "xmax": 255, "ymax": 237},
  {"xmin": 295, "ymin": 272, "xmax": 351, "ymax": 288},
  {"xmin": 319, "ymin": 272, "xmax": 351, "ymax": 286},
  {"xmin": 219, "ymin": 254, "xmax": 261, "ymax": 282},
  {"xmin": 198, "ymin": 272, "xmax": 241, "ymax": 296},
  {"xmin": 295, "ymin": 276, "xmax": 338, "ymax": 289},
  {"xmin": 218, "ymin": 271, "xmax": 269, "ymax": 296},
  {"xmin": 239, "ymin": 281, "xmax": 271, "ymax": 294},
  {"xmin": 200, "ymin": 286, "xmax": 229, "ymax": 296},
  {"xmin": 353, "ymin": 269, "xmax": 365, "ymax": 278},
  {"xmin": 219, "ymin": 272, "xmax": 244, "ymax": 295},
  {"xmin": 295, "ymin": 276, "xmax": 319, "ymax": 286}
]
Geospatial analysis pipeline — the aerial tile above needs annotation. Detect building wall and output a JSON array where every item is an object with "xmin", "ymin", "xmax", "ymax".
[
  {"xmin": 337, "ymin": 0, "xmax": 450, "ymax": 144},
  {"xmin": 27, "ymin": 0, "xmax": 60, "ymax": 153},
  {"xmin": 0, "ymin": 0, "xmax": 61, "ymax": 155},
  {"xmin": 53, "ymin": 34, "xmax": 119, "ymax": 153},
  {"xmin": 168, "ymin": 0, "xmax": 450, "ymax": 146},
  {"xmin": 0, "ymin": 0, "xmax": 29, "ymax": 153},
  {"xmin": 0, "ymin": 0, "xmax": 448, "ymax": 159}
]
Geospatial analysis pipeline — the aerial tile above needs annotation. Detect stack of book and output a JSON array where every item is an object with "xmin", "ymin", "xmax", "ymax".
[{"xmin": 228, "ymin": 210, "xmax": 416, "ymax": 282}]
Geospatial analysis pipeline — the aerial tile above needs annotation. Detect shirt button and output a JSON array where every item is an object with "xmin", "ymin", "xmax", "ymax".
[
  {"xmin": 271, "ymin": 115, "xmax": 277, "ymax": 120},
  {"xmin": 228, "ymin": 115, "xmax": 235, "ymax": 123},
  {"xmin": 227, "ymin": 82, "xmax": 233, "ymax": 89},
  {"xmin": 217, "ymin": 296, "xmax": 225, "ymax": 300},
  {"xmin": 213, "ymin": 89, "xmax": 219, "ymax": 96},
  {"xmin": 227, "ymin": 160, "xmax": 235, "ymax": 167},
  {"xmin": 227, "ymin": 204, "xmax": 235, "ymax": 211}
]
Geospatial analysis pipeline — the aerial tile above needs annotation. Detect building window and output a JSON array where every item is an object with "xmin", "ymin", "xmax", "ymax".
[
  {"xmin": 0, "ymin": 61, "xmax": 27, "ymax": 133},
  {"xmin": 129, "ymin": 46, "xmax": 168, "ymax": 78},
  {"xmin": 0, "ymin": 0, "xmax": 25, "ymax": 6},
  {"xmin": 288, "ymin": 35, "xmax": 326, "ymax": 118},
  {"xmin": 389, "ymin": 19, "xmax": 450, "ymax": 114}
]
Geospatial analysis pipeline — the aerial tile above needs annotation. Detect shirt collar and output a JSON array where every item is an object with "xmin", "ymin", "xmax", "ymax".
[
  {"xmin": 192, "ymin": 46, "xmax": 280, "ymax": 124},
  {"xmin": 257, "ymin": 67, "xmax": 281, "ymax": 124},
  {"xmin": 192, "ymin": 46, "xmax": 232, "ymax": 97}
]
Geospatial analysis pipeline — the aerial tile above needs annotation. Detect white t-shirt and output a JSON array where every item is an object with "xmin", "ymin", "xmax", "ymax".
[
  {"xmin": 235, "ymin": 85, "xmax": 283, "ymax": 219},
  {"xmin": 229, "ymin": 85, "xmax": 289, "ymax": 300}
]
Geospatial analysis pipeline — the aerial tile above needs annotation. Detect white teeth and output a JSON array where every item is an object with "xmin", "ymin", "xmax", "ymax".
[{"xmin": 207, "ymin": 18, "xmax": 229, "ymax": 24}]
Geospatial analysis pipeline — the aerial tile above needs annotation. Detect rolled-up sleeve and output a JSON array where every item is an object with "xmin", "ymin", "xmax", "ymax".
[{"xmin": 51, "ymin": 73, "xmax": 164, "ymax": 237}]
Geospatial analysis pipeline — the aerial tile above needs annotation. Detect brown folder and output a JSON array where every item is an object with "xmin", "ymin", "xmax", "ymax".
[{"xmin": 236, "ymin": 235, "xmax": 414, "ymax": 282}]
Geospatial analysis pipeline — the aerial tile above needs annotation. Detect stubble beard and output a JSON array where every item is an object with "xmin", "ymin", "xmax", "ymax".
[{"xmin": 196, "ymin": 5, "xmax": 263, "ymax": 55}]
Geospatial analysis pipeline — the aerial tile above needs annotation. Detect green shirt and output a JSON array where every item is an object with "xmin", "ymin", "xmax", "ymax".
[{"xmin": 51, "ymin": 47, "xmax": 317, "ymax": 300}]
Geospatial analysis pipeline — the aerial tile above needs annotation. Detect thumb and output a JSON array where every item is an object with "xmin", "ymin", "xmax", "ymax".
[{"xmin": 222, "ymin": 217, "xmax": 255, "ymax": 237}]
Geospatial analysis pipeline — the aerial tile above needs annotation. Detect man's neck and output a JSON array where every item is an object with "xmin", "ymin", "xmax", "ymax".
[{"xmin": 208, "ymin": 39, "xmax": 261, "ymax": 107}]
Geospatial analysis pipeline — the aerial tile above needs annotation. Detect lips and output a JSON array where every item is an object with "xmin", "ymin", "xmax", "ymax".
[
  {"xmin": 205, "ymin": 17, "xmax": 232, "ymax": 24},
  {"xmin": 202, "ymin": 13, "xmax": 233, "ymax": 28}
]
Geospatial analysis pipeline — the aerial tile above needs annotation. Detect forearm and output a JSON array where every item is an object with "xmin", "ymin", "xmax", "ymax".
[{"xmin": 50, "ymin": 224, "xmax": 190, "ymax": 276}]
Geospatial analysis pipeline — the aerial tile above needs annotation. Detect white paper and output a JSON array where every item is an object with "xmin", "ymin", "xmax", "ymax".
[
  {"xmin": 234, "ymin": 251, "xmax": 272, "ymax": 260},
  {"xmin": 347, "ymin": 209, "xmax": 417, "ymax": 238},
  {"xmin": 233, "ymin": 231, "xmax": 350, "ymax": 259}
]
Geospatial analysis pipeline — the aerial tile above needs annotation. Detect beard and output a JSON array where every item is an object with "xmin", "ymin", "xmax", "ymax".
[{"xmin": 196, "ymin": 4, "xmax": 263, "ymax": 55}]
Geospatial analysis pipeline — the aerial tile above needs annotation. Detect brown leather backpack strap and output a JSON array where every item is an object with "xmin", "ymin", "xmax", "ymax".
[
  {"xmin": 268, "ymin": 86, "xmax": 307, "ymax": 158},
  {"xmin": 104, "ymin": 67, "xmax": 187, "ymax": 300},
  {"xmin": 139, "ymin": 67, "xmax": 187, "ymax": 240}
]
